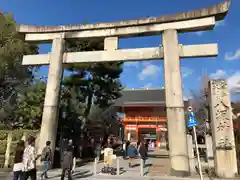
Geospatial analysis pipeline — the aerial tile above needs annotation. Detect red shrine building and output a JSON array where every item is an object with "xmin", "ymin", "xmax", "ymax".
[{"xmin": 113, "ymin": 88, "xmax": 188, "ymax": 146}]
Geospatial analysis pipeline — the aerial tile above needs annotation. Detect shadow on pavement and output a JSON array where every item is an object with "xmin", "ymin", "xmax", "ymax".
[
  {"xmin": 145, "ymin": 163, "xmax": 152, "ymax": 167},
  {"xmin": 47, "ymin": 170, "xmax": 92, "ymax": 179},
  {"xmin": 147, "ymin": 154, "xmax": 169, "ymax": 158},
  {"xmin": 73, "ymin": 170, "xmax": 93, "ymax": 179},
  {"xmin": 130, "ymin": 164, "xmax": 140, "ymax": 168}
]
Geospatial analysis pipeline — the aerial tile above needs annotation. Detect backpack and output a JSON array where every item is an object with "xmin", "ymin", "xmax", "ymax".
[{"xmin": 41, "ymin": 146, "xmax": 51, "ymax": 161}]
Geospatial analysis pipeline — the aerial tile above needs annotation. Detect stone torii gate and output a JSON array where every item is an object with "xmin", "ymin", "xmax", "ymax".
[{"xmin": 17, "ymin": 1, "xmax": 230, "ymax": 177}]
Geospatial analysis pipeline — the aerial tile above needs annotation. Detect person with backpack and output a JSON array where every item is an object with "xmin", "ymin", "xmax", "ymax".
[
  {"xmin": 40, "ymin": 141, "xmax": 52, "ymax": 180},
  {"xmin": 127, "ymin": 142, "xmax": 138, "ymax": 168}
]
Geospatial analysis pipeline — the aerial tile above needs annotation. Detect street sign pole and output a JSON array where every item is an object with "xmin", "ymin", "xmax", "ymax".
[
  {"xmin": 193, "ymin": 125, "xmax": 203, "ymax": 180},
  {"xmin": 187, "ymin": 106, "xmax": 203, "ymax": 180}
]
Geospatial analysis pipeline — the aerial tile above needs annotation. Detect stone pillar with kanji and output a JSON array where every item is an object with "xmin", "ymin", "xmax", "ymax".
[{"xmin": 208, "ymin": 79, "xmax": 238, "ymax": 178}]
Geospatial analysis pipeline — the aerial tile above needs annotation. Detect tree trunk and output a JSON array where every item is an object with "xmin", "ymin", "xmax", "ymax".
[{"xmin": 79, "ymin": 91, "xmax": 93, "ymax": 158}]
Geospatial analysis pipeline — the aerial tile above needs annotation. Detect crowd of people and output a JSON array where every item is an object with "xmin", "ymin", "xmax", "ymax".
[
  {"xmin": 89, "ymin": 135, "xmax": 149, "ymax": 170},
  {"xmin": 11, "ymin": 134, "xmax": 149, "ymax": 180},
  {"xmin": 12, "ymin": 136, "xmax": 77, "ymax": 180}
]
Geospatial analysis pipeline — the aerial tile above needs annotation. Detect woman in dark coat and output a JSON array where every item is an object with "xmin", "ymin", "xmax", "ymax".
[{"xmin": 138, "ymin": 141, "xmax": 147, "ymax": 167}]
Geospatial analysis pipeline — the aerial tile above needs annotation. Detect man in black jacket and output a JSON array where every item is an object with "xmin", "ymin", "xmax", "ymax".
[{"xmin": 61, "ymin": 139, "xmax": 77, "ymax": 180}]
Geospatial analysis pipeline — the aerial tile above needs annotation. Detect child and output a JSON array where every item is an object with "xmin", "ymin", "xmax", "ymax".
[{"xmin": 127, "ymin": 143, "xmax": 138, "ymax": 168}]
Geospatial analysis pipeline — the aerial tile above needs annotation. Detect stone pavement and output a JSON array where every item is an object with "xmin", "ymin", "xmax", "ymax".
[
  {"xmin": 0, "ymin": 153, "xmax": 168, "ymax": 179},
  {"xmin": 0, "ymin": 150, "xmax": 238, "ymax": 179},
  {"xmin": 0, "ymin": 165, "xmax": 237, "ymax": 180}
]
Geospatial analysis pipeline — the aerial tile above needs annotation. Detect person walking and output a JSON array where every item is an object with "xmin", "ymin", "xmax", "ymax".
[
  {"xmin": 95, "ymin": 138, "xmax": 102, "ymax": 161},
  {"xmin": 61, "ymin": 139, "xmax": 76, "ymax": 180},
  {"xmin": 127, "ymin": 143, "xmax": 138, "ymax": 168},
  {"xmin": 40, "ymin": 141, "xmax": 52, "ymax": 179},
  {"xmin": 103, "ymin": 137, "xmax": 113, "ymax": 149},
  {"xmin": 138, "ymin": 140, "xmax": 147, "ymax": 167},
  {"xmin": 89, "ymin": 138, "xmax": 95, "ymax": 161},
  {"xmin": 12, "ymin": 140, "xmax": 25, "ymax": 180},
  {"xmin": 22, "ymin": 136, "xmax": 41, "ymax": 180}
]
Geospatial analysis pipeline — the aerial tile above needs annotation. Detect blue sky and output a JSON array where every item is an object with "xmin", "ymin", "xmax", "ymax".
[{"xmin": 1, "ymin": 0, "xmax": 240, "ymax": 100}]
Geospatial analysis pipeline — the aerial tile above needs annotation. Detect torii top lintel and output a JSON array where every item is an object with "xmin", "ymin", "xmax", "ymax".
[{"xmin": 17, "ymin": 1, "xmax": 230, "ymax": 34}]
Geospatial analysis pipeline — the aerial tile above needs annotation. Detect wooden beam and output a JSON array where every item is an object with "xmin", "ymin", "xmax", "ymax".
[
  {"xmin": 22, "ymin": 43, "xmax": 218, "ymax": 65},
  {"xmin": 24, "ymin": 17, "xmax": 215, "ymax": 42}
]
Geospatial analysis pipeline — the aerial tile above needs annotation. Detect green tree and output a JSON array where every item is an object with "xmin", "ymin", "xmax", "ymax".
[
  {"xmin": 12, "ymin": 79, "xmax": 46, "ymax": 129},
  {"xmin": 62, "ymin": 39, "xmax": 123, "ymax": 147},
  {"xmin": 64, "ymin": 39, "xmax": 123, "ymax": 120},
  {"xmin": 0, "ymin": 13, "xmax": 38, "ymax": 128},
  {"xmin": 59, "ymin": 86, "xmax": 85, "ymax": 137}
]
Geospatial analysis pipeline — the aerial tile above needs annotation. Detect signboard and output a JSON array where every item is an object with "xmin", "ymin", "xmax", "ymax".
[
  {"xmin": 103, "ymin": 148, "xmax": 116, "ymax": 165},
  {"xmin": 126, "ymin": 124, "xmax": 163, "ymax": 128},
  {"xmin": 138, "ymin": 125, "xmax": 162, "ymax": 128},
  {"xmin": 122, "ymin": 116, "xmax": 167, "ymax": 122},
  {"xmin": 187, "ymin": 106, "xmax": 193, "ymax": 112},
  {"xmin": 116, "ymin": 112, "xmax": 126, "ymax": 119},
  {"xmin": 187, "ymin": 112, "xmax": 198, "ymax": 128},
  {"xmin": 125, "ymin": 124, "xmax": 167, "ymax": 131},
  {"xmin": 125, "ymin": 124, "xmax": 137, "ymax": 130}
]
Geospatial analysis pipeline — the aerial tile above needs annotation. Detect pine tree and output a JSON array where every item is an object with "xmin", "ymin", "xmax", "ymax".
[
  {"xmin": 0, "ymin": 13, "xmax": 38, "ymax": 127},
  {"xmin": 62, "ymin": 39, "xmax": 123, "ymax": 150}
]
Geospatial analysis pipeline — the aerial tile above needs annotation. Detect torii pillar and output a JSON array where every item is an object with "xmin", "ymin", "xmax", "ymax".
[
  {"xmin": 163, "ymin": 29, "xmax": 189, "ymax": 176},
  {"xmin": 38, "ymin": 36, "xmax": 65, "ymax": 155}
]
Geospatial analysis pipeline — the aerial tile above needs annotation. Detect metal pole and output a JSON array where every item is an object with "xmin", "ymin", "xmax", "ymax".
[
  {"xmin": 193, "ymin": 126, "xmax": 204, "ymax": 180},
  {"xmin": 140, "ymin": 158, "xmax": 144, "ymax": 176},
  {"xmin": 94, "ymin": 157, "xmax": 97, "ymax": 175},
  {"xmin": 117, "ymin": 157, "xmax": 120, "ymax": 175}
]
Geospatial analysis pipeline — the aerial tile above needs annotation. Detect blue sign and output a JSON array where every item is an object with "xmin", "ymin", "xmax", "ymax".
[
  {"xmin": 116, "ymin": 112, "xmax": 126, "ymax": 119},
  {"xmin": 187, "ymin": 112, "xmax": 198, "ymax": 127}
]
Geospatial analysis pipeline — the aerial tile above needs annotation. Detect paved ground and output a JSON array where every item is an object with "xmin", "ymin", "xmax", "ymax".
[
  {"xmin": 0, "ymin": 150, "xmax": 164, "ymax": 179},
  {"xmin": 1, "ymin": 150, "xmax": 236, "ymax": 179}
]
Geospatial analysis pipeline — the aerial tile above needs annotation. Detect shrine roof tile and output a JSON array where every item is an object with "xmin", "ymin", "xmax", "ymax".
[
  {"xmin": 114, "ymin": 88, "xmax": 189, "ymax": 107},
  {"xmin": 114, "ymin": 88, "xmax": 165, "ymax": 106}
]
